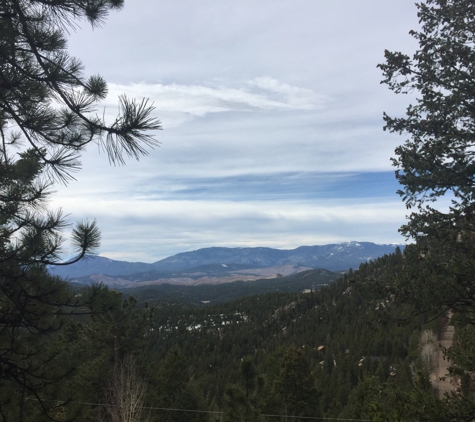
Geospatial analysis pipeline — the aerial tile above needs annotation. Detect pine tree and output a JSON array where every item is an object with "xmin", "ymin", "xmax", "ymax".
[
  {"xmin": 378, "ymin": 0, "xmax": 475, "ymax": 418},
  {"xmin": 154, "ymin": 345, "xmax": 206, "ymax": 422},
  {"xmin": 378, "ymin": 0, "xmax": 475, "ymax": 320},
  {"xmin": 0, "ymin": 1, "xmax": 160, "ymax": 419},
  {"xmin": 271, "ymin": 347, "xmax": 318, "ymax": 420},
  {"xmin": 224, "ymin": 357, "xmax": 264, "ymax": 422}
]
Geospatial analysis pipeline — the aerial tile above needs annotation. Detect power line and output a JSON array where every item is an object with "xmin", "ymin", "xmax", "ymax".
[
  {"xmin": 29, "ymin": 398, "xmax": 370, "ymax": 421},
  {"xmin": 83, "ymin": 402, "xmax": 222, "ymax": 415},
  {"xmin": 80, "ymin": 401, "xmax": 369, "ymax": 421},
  {"xmin": 261, "ymin": 414, "xmax": 369, "ymax": 421}
]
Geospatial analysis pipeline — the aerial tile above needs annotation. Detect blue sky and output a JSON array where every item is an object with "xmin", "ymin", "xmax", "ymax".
[{"xmin": 52, "ymin": 0, "xmax": 420, "ymax": 262}]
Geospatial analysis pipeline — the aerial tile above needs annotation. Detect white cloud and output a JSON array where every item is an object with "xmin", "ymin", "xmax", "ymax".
[
  {"xmin": 248, "ymin": 76, "xmax": 323, "ymax": 108},
  {"xmin": 56, "ymin": 0, "xmax": 422, "ymax": 261},
  {"xmin": 104, "ymin": 78, "xmax": 327, "ymax": 122}
]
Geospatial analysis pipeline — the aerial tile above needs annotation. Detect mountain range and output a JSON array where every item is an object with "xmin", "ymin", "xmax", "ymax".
[{"xmin": 49, "ymin": 241, "xmax": 403, "ymax": 288}]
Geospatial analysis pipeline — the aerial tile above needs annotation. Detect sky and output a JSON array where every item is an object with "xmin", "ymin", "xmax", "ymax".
[{"xmin": 52, "ymin": 0, "xmax": 421, "ymax": 263}]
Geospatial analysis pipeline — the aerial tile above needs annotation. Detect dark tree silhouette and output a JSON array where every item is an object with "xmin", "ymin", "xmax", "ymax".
[{"xmin": 0, "ymin": 1, "xmax": 160, "ymax": 419}]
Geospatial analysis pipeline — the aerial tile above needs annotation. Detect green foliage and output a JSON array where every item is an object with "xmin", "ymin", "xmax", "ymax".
[
  {"xmin": 0, "ymin": 249, "xmax": 440, "ymax": 420},
  {"xmin": 0, "ymin": 1, "xmax": 159, "ymax": 419},
  {"xmin": 270, "ymin": 347, "xmax": 318, "ymax": 419},
  {"xmin": 151, "ymin": 345, "xmax": 206, "ymax": 422},
  {"xmin": 224, "ymin": 357, "xmax": 264, "ymax": 422},
  {"xmin": 0, "ymin": 1, "xmax": 160, "ymax": 181},
  {"xmin": 380, "ymin": 0, "xmax": 475, "ymax": 215},
  {"xmin": 139, "ymin": 267, "xmax": 429, "ymax": 420},
  {"xmin": 0, "ymin": 150, "xmax": 85, "ymax": 420},
  {"xmin": 377, "ymin": 1, "xmax": 475, "ymax": 418},
  {"xmin": 65, "ymin": 290, "xmax": 153, "ymax": 419},
  {"xmin": 379, "ymin": 0, "xmax": 475, "ymax": 320}
]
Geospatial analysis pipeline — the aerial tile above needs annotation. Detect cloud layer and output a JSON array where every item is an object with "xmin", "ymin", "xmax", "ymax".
[
  {"xmin": 107, "ymin": 77, "xmax": 325, "ymax": 117},
  {"xmin": 53, "ymin": 0, "xmax": 421, "ymax": 262}
]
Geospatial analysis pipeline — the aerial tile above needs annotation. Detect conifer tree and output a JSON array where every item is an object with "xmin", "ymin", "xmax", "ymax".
[
  {"xmin": 224, "ymin": 357, "xmax": 264, "ymax": 422},
  {"xmin": 271, "ymin": 348, "xmax": 318, "ymax": 420},
  {"xmin": 0, "ymin": 1, "xmax": 160, "ymax": 419},
  {"xmin": 378, "ymin": 0, "xmax": 475, "ymax": 418},
  {"xmin": 379, "ymin": 0, "xmax": 475, "ymax": 320},
  {"xmin": 154, "ymin": 346, "xmax": 206, "ymax": 422}
]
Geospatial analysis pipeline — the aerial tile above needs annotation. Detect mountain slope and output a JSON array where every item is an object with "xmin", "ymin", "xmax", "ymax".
[
  {"xmin": 49, "ymin": 256, "xmax": 155, "ymax": 279},
  {"xmin": 73, "ymin": 263, "xmax": 312, "ymax": 288},
  {"xmin": 125, "ymin": 268, "xmax": 339, "ymax": 305},
  {"xmin": 49, "ymin": 241, "xmax": 403, "ymax": 280},
  {"xmin": 151, "ymin": 241, "xmax": 398, "ymax": 272}
]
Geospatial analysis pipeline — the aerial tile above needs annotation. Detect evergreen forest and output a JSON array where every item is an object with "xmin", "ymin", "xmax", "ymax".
[{"xmin": 2, "ymin": 0, "xmax": 475, "ymax": 421}]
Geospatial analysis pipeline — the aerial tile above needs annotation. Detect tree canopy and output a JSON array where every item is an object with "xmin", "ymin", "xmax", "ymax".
[
  {"xmin": 377, "ymin": 0, "xmax": 475, "ymax": 418},
  {"xmin": 379, "ymin": 0, "xmax": 475, "ymax": 320},
  {"xmin": 0, "ymin": 1, "xmax": 160, "ymax": 419},
  {"xmin": 380, "ymin": 0, "xmax": 475, "ymax": 235}
]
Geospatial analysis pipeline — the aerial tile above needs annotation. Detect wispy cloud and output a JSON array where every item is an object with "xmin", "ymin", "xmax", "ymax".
[
  {"xmin": 105, "ymin": 78, "xmax": 328, "ymax": 120},
  {"xmin": 59, "ymin": 0, "xmax": 421, "ymax": 262},
  {"xmin": 248, "ymin": 76, "xmax": 322, "ymax": 109}
]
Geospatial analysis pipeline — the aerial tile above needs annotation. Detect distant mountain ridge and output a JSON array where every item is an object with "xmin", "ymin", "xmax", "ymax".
[
  {"xmin": 49, "ymin": 241, "xmax": 403, "ymax": 281},
  {"xmin": 152, "ymin": 242, "xmax": 401, "ymax": 272}
]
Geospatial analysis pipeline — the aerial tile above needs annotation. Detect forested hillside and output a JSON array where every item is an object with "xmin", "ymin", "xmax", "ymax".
[
  {"xmin": 42, "ymin": 246, "xmax": 468, "ymax": 422},
  {"xmin": 141, "ymin": 249, "xmax": 431, "ymax": 421},
  {"xmin": 1, "ymin": 248, "xmax": 448, "ymax": 421},
  {"xmin": 4, "ymin": 241, "xmax": 472, "ymax": 421}
]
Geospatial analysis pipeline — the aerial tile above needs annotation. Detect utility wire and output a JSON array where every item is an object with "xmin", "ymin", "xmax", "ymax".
[
  {"xmin": 261, "ymin": 414, "xmax": 369, "ymax": 421},
  {"xmin": 83, "ymin": 402, "xmax": 222, "ymax": 415},
  {"xmin": 79, "ymin": 401, "xmax": 370, "ymax": 421}
]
